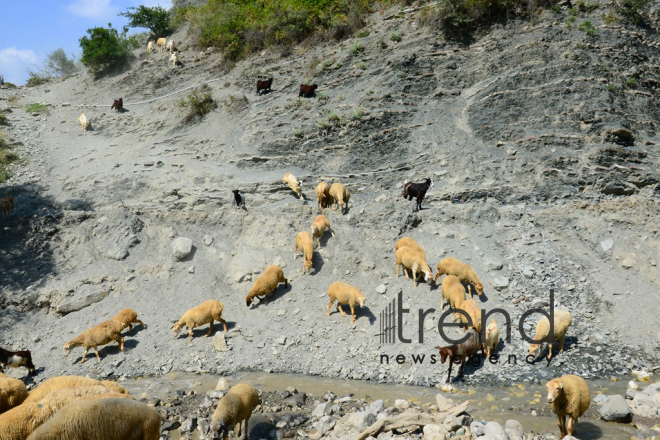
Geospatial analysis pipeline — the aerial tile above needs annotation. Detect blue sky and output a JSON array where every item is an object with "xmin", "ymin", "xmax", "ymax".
[{"xmin": 0, "ymin": 0, "xmax": 172, "ymax": 85}]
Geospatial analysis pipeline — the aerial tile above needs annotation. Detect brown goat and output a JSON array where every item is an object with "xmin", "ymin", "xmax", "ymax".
[
  {"xmin": 256, "ymin": 78, "xmax": 273, "ymax": 95},
  {"xmin": 435, "ymin": 329, "xmax": 481, "ymax": 383},
  {"xmin": 110, "ymin": 97, "xmax": 123, "ymax": 113},
  {"xmin": 299, "ymin": 84, "xmax": 317, "ymax": 98}
]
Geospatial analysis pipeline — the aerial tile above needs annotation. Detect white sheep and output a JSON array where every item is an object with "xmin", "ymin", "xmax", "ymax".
[
  {"xmin": 210, "ymin": 383, "xmax": 260, "ymax": 440},
  {"xmin": 168, "ymin": 51, "xmax": 179, "ymax": 68},
  {"xmin": 76, "ymin": 113, "xmax": 90, "ymax": 131},
  {"xmin": 326, "ymin": 281, "xmax": 365, "ymax": 324},
  {"xmin": 283, "ymin": 173, "xmax": 303, "ymax": 199},
  {"xmin": 156, "ymin": 37, "xmax": 167, "ymax": 51},
  {"xmin": 173, "ymin": 300, "xmax": 228, "ymax": 343},
  {"xmin": 482, "ymin": 319, "xmax": 499, "ymax": 358},
  {"xmin": 529, "ymin": 309, "xmax": 572, "ymax": 360},
  {"xmin": 146, "ymin": 41, "xmax": 155, "ymax": 52},
  {"xmin": 26, "ymin": 398, "xmax": 161, "ymax": 440},
  {"xmin": 166, "ymin": 40, "xmax": 175, "ymax": 53}
]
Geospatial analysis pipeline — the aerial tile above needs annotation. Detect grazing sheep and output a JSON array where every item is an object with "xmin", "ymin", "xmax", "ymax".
[
  {"xmin": 173, "ymin": 300, "xmax": 228, "ymax": 343},
  {"xmin": 62, "ymin": 319, "xmax": 125, "ymax": 364},
  {"xmin": 529, "ymin": 309, "xmax": 573, "ymax": 360},
  {"xmin": 315, "ymin": 182, "xmax": 331, "ymax": 209},
  {"xmin": 457, "ymin": 298, "xmax": 482, "ymax": 334},
  {"xmin": 0, "ymin": 196, "xmax": 15, "ymax": 215},
  {"xmin": 156, "ymin": 37, "xmax": 167, "ymax": 51},
  {"xmin": 246, "ymin": 265, "xmax": 288, "ymax": 307},
  {"xmin": 210, "ymin": 383, "xmax": 260, "ymax": 440},
  {"xmin": 299, "ymin": 84, "xmax": 318, "ymax": 98},
  {"xmin": 435, "ymin": 328, "xmax": 480, "ymax": 383},
  {"xmin": 0, "ymin": 401, "xmax": 56, "ymax": 440},
  {"xmin": 166, "ymin": 39, "xmax": 175, "ymax": 54},
  {"xmin": 26, "ymin": 398, "xmax": 161, "ymax": 440},
  {"xmin": 146, "ymin": 41, "xmax": 155, "ymax": 52},
  {"xmin": 24, "ymin": 376, "xmax": 127, "ymax": 405},
  {"xmin": 402, "ymin": 178, "xmax": 433, "ymax": 212},
  {"xmin": 294, "ymin": 231, "xmax": 314, "ymax": 275},
  {"xmin": 395, "ymin": 246, "xmax": 433, "ymax": 289},
  {"xmin": 329, "ymin": 182, "xmax": 350, "ymax": 213},
  {"xmin": 0, "ymin": 346, "xmax": 36, "ymax": 373},
  {"xmin": 110, "ymin": 97, "xmax": 123, "ymax": 113},
  {"xmin": 0, "ymin": 373, "xmax": 28, "ymax": 414},
  {"xmin": 169, "ymin": 51, "xmax": 179, "ymax": 67},
  {"xmin": 232, "ymin": 189, "xmax": 246, "ymax": 209},
  {"xmin": 326, "ymin": 281, "xmax": 365, "ymax": 325},
  {"xmin": 546, "ymin": 375, "xmax": 591, "ymax": 437},
  {"xmin": 283, "ymin": 173, "xmax": 303, "ymax": 199},
  {"xmin": 111, "ymin": 308, "xmax": 146, "ymax": 332},
  {"xmin": 256, "ymin": 77, "xmax": 273, "ymax": 95},
  {"xmin": 76, "ymin": 113, "xmax": 90, "ymax": 131},
  {"xmin": 434, "ymin": 257, "xmax": 484, "ymax": 298},
  {"xmin": 311, "ymin": 214, "xmax": 335, "ymax": 249},
  {"xmin": 440, "ymin": 275, "xmax": 466, "ymax": 321},
  {"xmin": 394, "ymin": 237, "xmax": 426, "ymax": 260},
  {"xmin": 483, "ymin": 319, "xmax": 499, "ymax": 358}
]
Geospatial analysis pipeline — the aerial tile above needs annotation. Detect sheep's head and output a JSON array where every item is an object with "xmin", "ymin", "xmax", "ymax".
[
  {"xmin": 546, "ymin": 379, "xmax": 563, "ymax": 403},
  {"xmin": 358, "ymin": 295, "xmax": 365, "ymax": 308},
  {"xmin": 475, "ymin": 283, "xmax": 484, "ymax": 296},
  {"xmin": 63, "ymin": 344, "xmax": 72, "ymax": 357},
  {"xmin": 427, "ymin": 178, "xmax": 434, "ymax": 188},
  {"xmin": 246, "ymin": 296, "xmax": 253, "ymax": 307},
  {"xmin": 304, "ymin": 259, "xmax": 312, "ymax": 273},
  {"xmin": 172, "ymin": 322, "xmax": 184, "ymax": 337},
  {"xmin": 311, "ymin": 84, "xmax": 318, "ymax": 91},
  {"xmin": 423, "ymin": 270, "xmax": 433, "ymax": 285},
  {"xmin": 311, "ymin": 225, "xmax": 318, "ymax": 236},
  {"xmin": 210, "ymin": 420, "xmax": 229, "ymax": 440},
  {"xmin": 529, "ymin": 343, "xmax": 542, "ymax": 358}
]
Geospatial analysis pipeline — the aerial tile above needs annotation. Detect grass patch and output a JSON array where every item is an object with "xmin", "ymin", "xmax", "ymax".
[
  {"xmin": 607, "ymin": 83, "xmax": 616, "ymax": 91},
  {"xmin": 25, "ymin": 103, "xmax": 49, "ymax": 114},
  {"xmin": 356, "ymin": 29, "xmax": 370, "ymax": 38},
  {"xmin": 317, "ymin": 91, "xmax": 330, "ymax": 101},
  {"xmin": 349, "ymin": 40, "xmax": 365, "ymax": 55},
  {"xmin": 617, "ymin": 0, "xmax": 651, "ymax": 24},
  {"xmin": 578, "ymin": 20, "xmax": 596, "ymax": 36},
  {"xmin": 0, "ymin": 114, "xmax": 7, "ymax": 126},
  {"xmin": 389, "ymin": 31, "xmax": 401, "ymax": 42},
  {"xmin": 26, "ymin": 75, "xmax": 50, "ymax": 88},
  {"xmin": 576, "ymin": 43, "xmax": 586, "ymax": 50},
  {"xmin": 601, "ymin": 10, "xmax": 620, "ymax": 24},
  {"xmin": 177, "ymin": 84, "xmax": 217, "ymax": 123},
  {"xmin": 182, "ymin": 0, "xmax": 371, "ymax": 62},
  {"xmin": 352, "ymin": 108, "xmax": 366, "ymax": 120},
  {"xmin": 224, "ymin": 94, "xmax": 249, "ymax": 113},
  {"xmin": 626, "ymin": 77, "xmax": 637, "ymax": 88},
  {"xmin": 285, "ymin": 99, "xmax": 312, "ymax": 110},
  {"xmin": 358, "ymin": 61, "xmax": 367, "ymax": 70},
  {"xmin": 3, "ymin": 82, "xmax": 17, "ymax": 89}
]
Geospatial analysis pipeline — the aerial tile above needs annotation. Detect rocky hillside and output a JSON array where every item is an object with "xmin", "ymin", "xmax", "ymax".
[{"xmin": 0, "ymin": 1, "xmax": 659, "ymax": 390}]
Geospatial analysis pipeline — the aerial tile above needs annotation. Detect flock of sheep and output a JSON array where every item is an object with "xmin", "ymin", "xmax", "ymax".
[{"xmin": 0, "ymin": 372, "xmax": 260, "ymax": 440}]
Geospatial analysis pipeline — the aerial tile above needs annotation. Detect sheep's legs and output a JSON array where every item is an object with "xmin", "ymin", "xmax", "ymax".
[
  {"xmin": 547, "ymin": 342, "xmax": 554, "ymax": 360},
  {"xmin": 327, "ymin": 301, "xmax": 333, "ymax": 317},
  {"xmin": 559, "ymin": 335, "xmax": 565, "ymax": 353},
  {"xmin": 396, "ymin": 263, "xmax": 401, "ymax": 278},
  {"xmin": 136, "ymin": 319, "xmax": 147, "ymax": 329},
  {"xmin": 244, "ymin": 416, "xmax": 251, "ymax": 439},
  {"xmin": 117, "ymin": 337, "xmax": 124, "ymax": 352},
  {"xmin": 187, "ymin": 327, "xmax": 194, "ymax": 343},
  {"xmin": 412, "ymin": 268, "xmax": 418, "ymax": 288},
  {"xmin": 293, "ymin": 244, "xmax": 298, "ymax": 260},
  {"xmin": 94, "ymin": 347, "xmax": 102, "ymax": 363},
  {"xmin": 206, "ymin": 321, "xmax": 214, "ymax": 337},
  {"xmin": 567, "ymin": 417, "xmax": 577, "ymax": 436},
  {"xmin": 557, "ymin": 414, "xmax": 567, "ymax": 437},
  {"xmin": 78, "ymin": 348, "xmax": 89, "ymax": 364},
  {"xmin": 445, "ymin": 359, "xmax": 453, "ymax": 383},
  {"xmin": 350, "ymin": 305, "xmax": 357, "ymax": 324},
  {"xmin": 337, "ymin": 304, "xmax": 347, "ymax": 317},
  {"xmin": 218, "ymin": 317, "xmax": 228, "ymax": 332}
]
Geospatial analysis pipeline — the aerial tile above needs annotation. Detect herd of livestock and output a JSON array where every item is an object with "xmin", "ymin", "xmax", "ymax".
[{"xmin": 0, "ymin": 40, "xmax": 593, "ymax": 437}]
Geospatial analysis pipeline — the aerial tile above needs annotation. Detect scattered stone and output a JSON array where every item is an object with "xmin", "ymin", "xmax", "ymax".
[
  {"xmin": 600, "ymin": 239, "xmax": 614, "ymax": 252},
  {"xmin": 598, "ymin": 394, "xmax": 633, "ymax": 422},
  {"xmin": 276, "ymin": 336, "xmax": 287, "ymax": 345},
  {"xmin": 485, "ymin": 257, "xmax": 504, "ymax": 271},
  {"xmin": 435, "ymin": 394, "xmax": 454, "ymax": 411},
  {"xmin": 443, "ymin": 415, "xmax": 462, "ymax": 431},
  {"xmin": 394, "ymin": 399, "xmax": 410, "ymax": 409},
  {"xmin": 204, "ymin": 235, "xmax": 213, "ymax": 245},
  {"xmin": 470, "ymin": 421, "xmax": 485, "ymax": 437},
  {"xmin": 215, "ymin": 378, "xmax": 230, "ymax": 391},
  {"xmin": 483, "ymin": 421, "xmax": 509, "ymax": 439},
  {"xmin": 315, "ymin": 416, "xmax": 335, "ymax": 433},
  {"xmin": 491, "ymin": 276, "xmax": 509, "ymax": 290},
  {"xmin": 172, "ymin": 237, "xmax": 193, "ymax": 260},
  {"xmin": 423, "ymin": 423, "xmax": 448, "ymax": 440},
  {"xmin": 346, "ymin": 411, "xmax": 376, "ymax": 432},
  {"xmin": 522, "ymin": 266, "xmax": 535, "ymax": 279},
  {"xmin": 376, "ymin": 284, "xmax": 387, "ymax": 294},
  {"xmin": 312, "ymin": 403, "xmax": 327, "ymax": 418},
  {"xmin": 212, "ymin": 333, "xmax": 229, "ymax": 352}
]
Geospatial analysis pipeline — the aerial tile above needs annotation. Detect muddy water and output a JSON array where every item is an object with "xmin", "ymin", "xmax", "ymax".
[{"xmin": 121, "ymin": 372, "xmax": 647, "ymax": 439}]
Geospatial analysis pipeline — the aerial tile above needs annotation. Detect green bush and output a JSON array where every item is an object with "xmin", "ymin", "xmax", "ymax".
[
  {"xmin": 119, "ymin": 6, "xmax": 172, "ymax": 38},
  {"xmin": 25, "ymin": 74, "xmax": 50, "ymax": 88},
  {"xmin": 25, "ymin": 103, "xmax": 48, "ymax": 114},
  {"xmin": 79, "ymin": 25, "xmax": 132, "ymax": 78},
  {"xmin": 184, "ymin": 0, "xmax": 372, "ymax": 62},
  {"xmin": 349, "ymin": 40, "xmax": 364, "ymax": 55},
  {"xmin": 178, "ymin": 84, "xmax": 217, "ymax": 123},
  {"xmin": 578, "ymin": 20, "xmax": 596, "ymax": 35},
  {"xmin": 0, "ymin": 114, "xmax": 7, "ymax": 126},
  {"xmin": 389, "ymin": 31, "xmax": 401, "ymax": 42},
  {"xmin": 3, "ymin": 82, "xmax": 17, "ymax": 89},
  {"xmin": 44, "ymin": 48, "xmax": 79, "ymax": 76}
]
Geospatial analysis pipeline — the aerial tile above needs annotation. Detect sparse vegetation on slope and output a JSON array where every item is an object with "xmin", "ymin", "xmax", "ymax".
[{"xmin": 178, "ymin": 84, "xmax": 217, "ymax": 123}]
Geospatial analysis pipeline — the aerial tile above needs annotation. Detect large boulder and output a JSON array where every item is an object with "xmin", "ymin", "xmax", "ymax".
[
  {"xmin": 172, "ymin": 237, "xmax": 193, "ymax": 260},
  {"xmin": 598, "ymin": 395, "xmax": 633, "ymax": 422}
]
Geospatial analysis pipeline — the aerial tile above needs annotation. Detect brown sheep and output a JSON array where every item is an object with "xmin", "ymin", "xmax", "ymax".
[
  {"xmin": 440, "ymin": 275, "xmax": 466, "ymax": 322},
  {"xmin": 0, "ymin": 401, "xmax": 56, "ymax": 440},
  {"xmin": 329, "ymin": 182, "xmax": 350, "ymax": 213},
  {"xmin": 546, "ymin": 375, "xmax": 591, "ymax": 437},
  {"xmin": 294, "ymin": 231, "xmax": 314, "ymax": 275},
  {"xmin": 299, "ymin": 84, "xmax": 318, "ymax": 98},
  {"xmin": 246, "ymin": 265, "xmax": 288, "ymax": 307},
  {"xmin": 529, "ymin": 309, "xmax": 573, "ymax": 360},
  {"xmin": 315, "ymin": 182, "xmax": 332, "ymax": 209},
  {"xmin": 26, "ymin": 398, "xmax": 161, "ymax": 440},
  {"xmin": 457, "ymin": 298, "xmax": 482, "ymax": 334},
  {"xmin": 173, "ymin": 300, "xmax": 228, "ymax": 343},
  {"xmin": 0, "ymin": 373, "xmax": 28, "ymax": 414},
  {"xmin": 326, "ymin": 281, "xmax": 365, "ymax": 324},
  {"xmin": 311, "ymin": 214, "xmax": 335, "ymax": 249},
  {"xmin": 62, "ymin": 319, "xmax": 125, "ymax": 364},
  {"xmin": 210, "ymin": 384, "xmax": 260, "ymax": 440},
  {"xmin": 395, "ymin": 246, "xmax": 433, "ymax": 289},
  {"xmin": 111, "ymin": 308, "xmax": 147, "ymax": 332},
  {"xmin": 434, "ymin": 257, "xmax": 484, "ymax": 298},
  {"xmin": 24, "ymin": 376, "xmax": 127, "ymax": 404}
]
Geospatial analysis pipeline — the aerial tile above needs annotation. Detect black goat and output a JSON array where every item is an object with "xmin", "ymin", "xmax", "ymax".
[
  {"xmin": 402, "ymin": 178, "xmax": 434, "ymax": 212},
  {"xmin": 232, "ymin": 189, "xmax": 246, "ymax": 209},
  {"xmin": 0, "ymin": 346, "xmax": 36, "ymax": 373}
]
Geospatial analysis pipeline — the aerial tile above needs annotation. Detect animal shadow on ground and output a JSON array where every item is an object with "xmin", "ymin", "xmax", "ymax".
[
  {"xmin": 573, "ymin": 421, "xmax": 603, "ymax": 439},
  {"xmin": 316, "ymin": 233, "xmax": 335, "ymax": 249},
  {"xmin": 125, "ymin": 326, "xmax": 147, "ymax": 338},
  {"xmin": 249, "ymin": 415, "xmax": 276, "ymax": 440},
  {"xmin": 448, "ymin": 348, "xmax": 486, "ymax": 383},
  {"xmin": 310, "ymin": 252, "xmax": 325, "ymax": 275},
  {"xmin": 328, "ymin": 305, "xmax": 376, "ymax": 325},
  {"xmin": 180, "ymin": 323, "xmax": 232, "ymax": 340}
]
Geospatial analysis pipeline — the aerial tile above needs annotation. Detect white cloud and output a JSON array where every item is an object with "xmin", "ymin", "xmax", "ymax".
[
  {"xmin": 0, "ymin": 47, "xmax": 38, "ymax": 85},
  {"xmin": 139, "ymin": 0, "xmax": 173, "ymax": 7},
  {"xmin": 66, "ymin": 0, "xmax": 119, "ymax": 20}
]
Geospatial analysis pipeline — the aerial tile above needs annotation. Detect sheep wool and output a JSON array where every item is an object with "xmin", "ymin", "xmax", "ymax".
[
  {"xmin": 0, "ymin": 373, "xmax": 28, "ymax": 414},
  {"xmin": 211, "ymin": 384, "xmax": 260, "ymax": 440},
  {"xmin": 434, "ymin": 257, "xmax": 484, "ymax": 297},
  {"xmin": 547, "ymin": 375, "xmax": 590, "ymax": 437}
]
